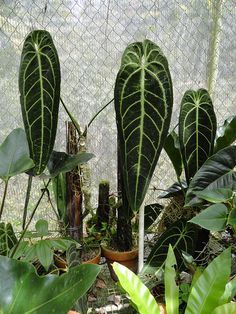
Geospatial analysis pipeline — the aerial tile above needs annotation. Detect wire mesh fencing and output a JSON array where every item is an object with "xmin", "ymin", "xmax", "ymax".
[{"xmin": 0, "ymin": 0, "xmax": 235, "ymax": 226}]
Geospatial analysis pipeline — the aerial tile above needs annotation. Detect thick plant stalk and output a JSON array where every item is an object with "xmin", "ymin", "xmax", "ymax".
[
  {"xmin": 207, "ymin": 0, "xmax": 224, "ymax": 97},
  {"xmin": 66, "ymin": 122, "xmax": 83, "ymax": 241}
]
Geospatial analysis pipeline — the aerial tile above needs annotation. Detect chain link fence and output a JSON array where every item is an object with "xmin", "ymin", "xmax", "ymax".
[{"xmin": 0, "ymin": 0, "xmax": 235, "ymax": 226}]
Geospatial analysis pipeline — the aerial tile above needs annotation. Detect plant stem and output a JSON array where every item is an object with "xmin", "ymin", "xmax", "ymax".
[
  {"xmin": 87, "ymin": 98, "xmax": 114, "ymax": 128},
  {"xmin": 0, "ymin": 179, "xmax": 9, "ymax": 220},
  {"xmin": 22, "ymin": 175, "xmax": 33, "ymax": 230},
  {"xmin": 10, "ymin": 179, "xmax": 51, "ymax": 258},
  {"xmin": 60, "ymin": 97, "xmax": 82, "ymax": 136}
]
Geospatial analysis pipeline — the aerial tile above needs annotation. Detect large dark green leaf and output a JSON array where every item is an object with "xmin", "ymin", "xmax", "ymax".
[
  {"xmin": 142, "ymin": 220, "xmax": 197, "ymax": 275},
  {"xmin": 0, "ymin": 223, "xmax": 17, "ymax": 256},
  {"xmin": 179, "ymin": 89, "xmax": 216, "ymax": 184},
  {"xmin": 185, "ymin": 248, "xmax": 231, "ymax": 314},
  {"xmin": 47, "ymin": 150, "xmax": 94, "ymax": 177},
  {"xmin": 0, "ymin": 128, "xmax": 34, "ymax": 181},
  {"xmin": 0, "ymin": 255, "xmax": 100, "ymax": 314},
  {"xmin": 214, "ymin": 116, "xmax": 236, "ymax": 153},
  {"xmin": 115, "ymin": 39, "xmax": 173, "ymax": 212},
  {"xmin": 185, "ymin": 146, "xmax": 236, "ymax": 205},
  {"xmin": 159, "ymin": 181, "xmax": 187, "ymax": 198},
  {"xmin": 144, "ymin": 203, "xmax": 163, "ymax": 230},
  {"xmin": 19, "ymin": 30, "xmax": 61, "ymax": 176},
  {"xmin": 164, "ymin": 130, "xmax": 182, "ymax": 178}
]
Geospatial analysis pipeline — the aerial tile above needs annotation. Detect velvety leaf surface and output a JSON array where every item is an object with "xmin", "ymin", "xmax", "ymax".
[
  {"xmin": 48, "ymin": 150, "xmax": 94, "ymax": 177},
  {"xmin": 159, "ymin": 181, "xmax": 187, "ymax": 198},
  {"xmin": 19, "ymin": 30, "xmax": 61, "ymax": 175},
  {"xmin": 142, "ymin": 220, "xmax": 197, "ymax": 274},
  {"xmin": 186, "ymin": 146, "xmax": 236, "ymax": 205},
  {"xmin": 214, "ymin": 116, "xmax": 236, "ymax": 153},
  {"xmin": 185, "ymin": 248, "xmax": 231, "ymax": 314},
  {"xmin": 113, "ymin": 262, "xmax": 160, "ymax": 314},
  {"xmin": 115, "ymin": 39, "xmax": 173, "ymax": 211},
  {"xmin": 179, "ymin": 89, "xmax": 216, "ymax": 184},
  {"xmin": 164, "ymin": 130, "xmax": 182, "ymax": 178},
  {"xmin": 0, "ymin": 223, "xmax": 17, "ymax": 256},
  {"xmin": 144, "ymin": 203, "xmax": 163, "ymax": 230},
  {"xmin": 0, "ymin": 255, "xmax": 100, "ymax": 314},
  {"xmin": 0, "ymin": 128, "xmax": 34, "ymax": 181}
]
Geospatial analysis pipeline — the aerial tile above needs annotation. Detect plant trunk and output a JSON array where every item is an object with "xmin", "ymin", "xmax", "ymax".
[
  {"xmin": 96, "ymin": 180, "xmax": 110, "ymax": 230},
  {"xmin": 116, "ymin": 140, "xmax": 133, "ymax": 251},
  {"xmin": 66, "ymin": 121, "xmax": 83, "ymax": 241}
]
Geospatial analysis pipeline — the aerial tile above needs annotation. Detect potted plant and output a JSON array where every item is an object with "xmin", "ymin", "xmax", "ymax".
[{"xmin": 101, "ymin": 39, "xmax": 173, "ymax": 279}]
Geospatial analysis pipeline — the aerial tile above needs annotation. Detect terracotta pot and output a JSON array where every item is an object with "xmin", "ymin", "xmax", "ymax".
[
  {"xmin": 101, "ymin": 246, "xmax": 138, "ymax": 281},
  {"xmin": 54, "ymin": 246, "xmax": 101, "ymax": 269}
]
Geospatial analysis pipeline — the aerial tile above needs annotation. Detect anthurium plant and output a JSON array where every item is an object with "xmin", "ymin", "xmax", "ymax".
[{"xmin": 114, "ymin": 39, "xmax": 173, "ymax": 251}]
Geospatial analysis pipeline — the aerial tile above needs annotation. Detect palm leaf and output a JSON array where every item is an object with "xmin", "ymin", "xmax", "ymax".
[
  {"xmin": 19, "ymin": 30, "xmax": 61, "ymax": 175},
  {"xmin": 115, "ymin": 39, "xmax": 173, "ymax": 211},
  {"xmin": 179, "ymin": 89, "xmax": 216, "ymax": 184}
]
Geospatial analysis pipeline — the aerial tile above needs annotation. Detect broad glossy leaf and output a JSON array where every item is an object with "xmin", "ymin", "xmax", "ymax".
[
  {"xmin": 0, "ymin": 128, "xmax": 34, "ymax": 181},
  {"xmin": 0, "ymin": 255, "xmax": 100, "ymax": 314},
  {"xmin": 164, "ymin": 245, "xmax": 179, "ymax": 314},
  {"xmin": 35, "ymin": 219, "xmax": 49, "ymax": 237},
  {"xmin": 212, "ymin": 303, "xmax": 236, "ymax": 314},
  {"xmin": 179, "ymin": 89, "xmax": 216, "ymax": 184},
  {"xmin": 214, "ymin": 116, "xmax": 236, "ymax": 153},
  {"xmin": 52, "ymin": 172, "xmax": 67, "ymax": 220},
  {"xmin": 19, "ymin": 30, "xmax": 61, "ymax": 175},
  {"xmin": 47, "ymin": 150, "xmax": 94, "ymax": 177},
  {"xmin": 144, "ymin": 203, "xmax": 163, "ymax": 230},
  {"xmin": 159, "ymin": 181, "xmax": 187, "ymax": 198},
  {"xmin": 113, "ymin": 262, "xmax": 160, "ymax": 314},
  {"xmin": 0, "ymin": 223, "xmax": 17, "ymax": 256},
  {"xmin": 164, "ymin": 130, "xmax": 182, "ymax": 178},
  {"xmin": 115, "ymin": 39, "xmax": 173, "ymax": 211},
  {"xmin": 189, "ymin": 204, "xmax": 228, "ymax": 231},
  {"xmin": 142, "ymin": 220, "xmax": 197, "ymax": 275},
  {"xmin": 194, "ymin": 188, "xmax": 233, "ymax": 203},
  {"xmin": 186, "ymin": 146, "xmax": 236, "ymax": 205},
  {"xmin": 185, "ymin": 248, "xmax": 231, "ymax": 314}
]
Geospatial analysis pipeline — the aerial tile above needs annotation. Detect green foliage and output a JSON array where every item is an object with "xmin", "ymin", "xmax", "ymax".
[
  {"xmin": 115, "ymin": 247, "xmax": 235, "ymax": 314},
  {"xmin": 144, "ymin": 203, "xmax": 163, "ymax": 230},
  {"xmin": 0, "ymin": 222, "xmax": 17, "ymax": 256},
  {"xmin": 113, "ymin": 262, "xmax": 160, "ymax": 314},
  {"xmin": 0, "ymin": 255, "xmax": 100, "ymax": 314},
  {"xmin": 214, "ymin": 116, "xmax": 236, "ymax": 153},
  {"xmin": 186, "ymin": 146, "xmax": 236, "ymax": 206},
  {"xmin": 164, "ymin": 245, "xmax": 179, "ymax": 314},
  {"xmin": 164, "ymin": 130, "xmax": 183, "ymax": 178},
  {"xmin": 142, "ymin": 220, "xmax": 197, "ymax": 275},
  {"xmin": 185, "ymin": 248, "xmax": 231, "ymax": 314},
  {"xmin": 11, "ymin": 219, "xmax": 77, "ymax": 272},
  {"xmin": 0, "ymin": 128, "xmax": 34, "ymax": 181},
  {"xmin": 47, "ymin": 150, "xmax": 94, "ymax": 178},
  {"xmin": 179, "ymin": 89, "xmax": 216, "ymax": 184},
  {"xmin": 159, "ymin": 181, "xmax": 187, "ymax": 198},
  {"xmin": 189, "ymin": 203, "xmax": 228, "ymax": 231},
  {"xmin": 19, "ymin": 30, "xmax": 61, "ymax": 176},
  {"xmin": 115, "ymin": 39, "xmax": 173, "ymax": 212}
]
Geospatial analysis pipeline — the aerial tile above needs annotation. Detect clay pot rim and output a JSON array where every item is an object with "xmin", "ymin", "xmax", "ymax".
[{"xmin": 101, "ymin": 245, "xmax": 138, "ymax": 260}]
